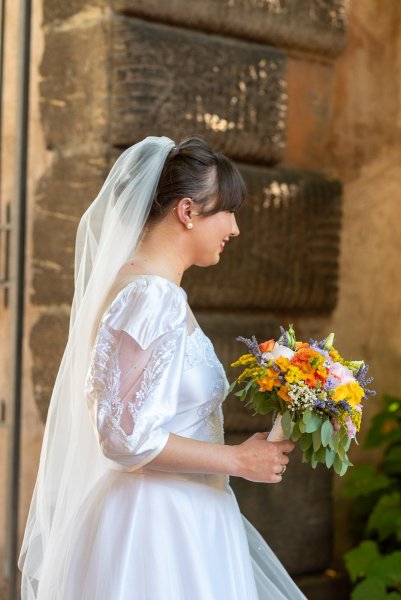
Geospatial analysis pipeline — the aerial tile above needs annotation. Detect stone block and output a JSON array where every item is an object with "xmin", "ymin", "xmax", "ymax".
[
  {"xmin": 112, "ymin": 0, "xmax": 347, "ymax": 57},
  {"xmin": 40, "ymin": 22, "xmax": 109, "ymax": 150},
  {"xmin": 30, "ymin": 312, "xmax": 70, "ymax": 421},
  {"xmin": 183, "ymin": 164, "xmax": 342, "ymax": 311},
  {"xmin": 110, "ymin": 17, "xmax": 287, "ymax": 163},
  {"xmin": 227, "ymin": 432, "xmax": 333, "ymax": 575},
  {"xmin": 32, "ymin": 152, "xmax": 110, "ymax": 306},
  {"xmin": 295, "ymin": 570, "xmax": 351, "ymax": 600},
  {"xmin": 43, "ymin": 0, "xmax": 106, "ymax": 25}
]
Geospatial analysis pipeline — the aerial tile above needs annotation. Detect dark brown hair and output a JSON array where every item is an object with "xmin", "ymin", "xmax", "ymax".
[{"xmin": 148, "ymin": 136, "xmax": 246, "ymax": 222}]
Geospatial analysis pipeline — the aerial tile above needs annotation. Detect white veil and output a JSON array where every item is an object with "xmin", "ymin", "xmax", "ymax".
[{"xmin": 19, "ymin": 136, "xmax": 176, "ymax": 598}]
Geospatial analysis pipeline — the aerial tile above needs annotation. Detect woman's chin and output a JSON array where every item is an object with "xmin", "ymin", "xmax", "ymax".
[{"xmin": 194, "ymin": 254, "xmax": 221, "ymax": 268}]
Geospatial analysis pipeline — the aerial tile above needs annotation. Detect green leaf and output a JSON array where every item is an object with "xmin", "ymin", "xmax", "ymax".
[
  {"xmin": 366, "ymin": 551, "xmax": 401, "ymax": 588},
  {"xmin": 367, "ymin": 493, "xmax": 401, "ymax": 542},
  {"xmin": 342, "ymin": 465, "xmax": 392, "ymax": 498},
  {"xmin": 302, "ymin": 445, "xmax": 313, "ymax": 463},
  {"xmin": 291, "ymin": 421, "xmax": 301, "ymax": 442},
  {"xmin": 300, "ymin": 433, "xmax": 313, "ymax": 452},
  {"xmin": 351, "ymin": 578, "xmax": 387, "ymax": 600},
  {"xmin": 311, "ymin": 452, "xmax": 318, "ymax": 469},
  {"xmin": 312, "ymin": 429, "xmax": 322, "ymax": 452},
  {"xmin": 281, "ymin": 411, "xmax": 293, "ymax": 438},
  {"xmin": 333, "ymin": 455, "xmax": 344, "ymax": 475},
  {"xmin": 227, "ymin": 380, "xmax": 237, "ymax": 395},
  {"xmin": 325, "ymin": 448, "xmax": 336, "ymax": 469},
  {"xmin": 298, "ymin": 419, "xmax": 306, "ymax": 433},
  {"xmin": 321, "ymin": 419, "xmax": 334, "ymax": 447},
  {"xmin": 344, "ymin": 540, "xmax": 381, "ymax": 583},
  {"xmin": 303, "ymin": 410, "xmax": 312, "ymax": 425},
  {"xmin": 251, "ymin": 392, "xmax": 276, "ymax": 415},
  {"xmin": 383, "ymin": 444, "xmax": 401, "ymax": 475},
  {"xmin": 305, "ymin": 414, "xmax": 322, "ymax": 433},
  {"xmin": 315, "ymin": 444, "xmax": 326, "ymax": 464}
]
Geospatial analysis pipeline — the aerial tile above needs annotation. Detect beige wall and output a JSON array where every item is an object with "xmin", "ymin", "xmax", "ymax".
[{"xmin": 328, "ymin": 0, "xmax": 401, "ymax": 560}]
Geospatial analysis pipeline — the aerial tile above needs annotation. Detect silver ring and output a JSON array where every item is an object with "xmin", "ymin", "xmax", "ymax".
[{"xmin": 280, "ymin": 464, "xmax": 286, "ymax": 475}]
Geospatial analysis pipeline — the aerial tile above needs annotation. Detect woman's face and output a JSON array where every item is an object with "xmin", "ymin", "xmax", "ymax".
[{"xmin": 190, "ymin": 209, "xmax": 240, "ymax": 267}]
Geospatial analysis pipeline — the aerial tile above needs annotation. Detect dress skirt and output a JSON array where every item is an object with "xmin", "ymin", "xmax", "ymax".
[{"xmin": 55, "ymin": 469, "xmax": 306, "ymax": 600}]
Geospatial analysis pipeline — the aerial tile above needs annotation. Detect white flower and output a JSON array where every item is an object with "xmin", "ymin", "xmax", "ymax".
[{"xmin": 262, "ymin": 342, "xmax": 295, "ymax": 361}]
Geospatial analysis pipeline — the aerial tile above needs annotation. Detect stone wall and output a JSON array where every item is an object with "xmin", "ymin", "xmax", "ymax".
[{"xmin": 7, "ymin": 0, "xmax": 400, "ymax": 597}]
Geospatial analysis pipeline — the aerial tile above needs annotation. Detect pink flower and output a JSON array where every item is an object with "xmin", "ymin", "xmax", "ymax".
[
  {"xmin": 330, "ymin": 417, "xmax": 341, "ymax": 433},
  {"xmin": 329, "ymin": 362, "xmax": 355, "ymax": 386},
  {"xmin": 345, "ymin": 415, "xmax": 357, "ymax": 439}
]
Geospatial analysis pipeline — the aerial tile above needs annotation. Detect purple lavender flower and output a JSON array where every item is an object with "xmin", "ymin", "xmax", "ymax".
[
  {"xmin": 356, "ymin": 364, "xmax": 376, "ymax": 396},
  {"xmin": 311, "ymin": 344, "xmax": 331, "ymax": 360},
  {"xmin": 278, "ymin": 326, "xmax": 290, "ymax": 348},
  {"xmin": 236, "ymin": 335, "xmax": 264, "ymax": 365}
]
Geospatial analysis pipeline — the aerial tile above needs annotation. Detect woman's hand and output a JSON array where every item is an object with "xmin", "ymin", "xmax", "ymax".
[{"xmin": 232, "ymin": 432, "xmax": 295, "ymax": 483}]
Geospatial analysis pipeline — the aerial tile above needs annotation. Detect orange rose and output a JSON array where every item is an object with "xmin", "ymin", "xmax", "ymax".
[{"xmin": 259, "ymin": 339, "xmax": 275, "ymax": 353}]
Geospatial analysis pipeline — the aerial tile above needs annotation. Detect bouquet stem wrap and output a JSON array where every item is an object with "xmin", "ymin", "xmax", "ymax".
[{"xmin": 267, "ymin": 414, "xmax": 291, "ymax": 442}]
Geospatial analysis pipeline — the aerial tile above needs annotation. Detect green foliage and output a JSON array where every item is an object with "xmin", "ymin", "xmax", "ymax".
[{"xmin": 343, "ymin": 395, "xmax": 401, "ymax": 598}]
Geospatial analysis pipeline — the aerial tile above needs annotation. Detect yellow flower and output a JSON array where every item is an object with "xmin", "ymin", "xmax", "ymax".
[
  {"xmin": 285, "ymin": 365, "xmax": 305, "ymax": 384},
  {"xmin": 231, "ymin": 354, "xmax": 256, "ymax": 368},
  {"xmin": 275, "ymin": 356, "xmax": 291, "ymax": 372},
  {"xmin": 332, "ymin": 382, "xmax": 364, "ymax": 407}
]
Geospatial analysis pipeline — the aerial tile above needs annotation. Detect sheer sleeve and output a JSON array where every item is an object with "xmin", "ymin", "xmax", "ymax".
[{"xmin": 85, "ymin": 277, "xmax": 188, "ymax": 471}]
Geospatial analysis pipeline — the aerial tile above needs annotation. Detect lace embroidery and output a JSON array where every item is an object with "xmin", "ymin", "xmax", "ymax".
[
  {"xmin": 86, "ymin": 324, "xmax": 123, "ymax": 434},
  {"xmin": 197, "ymin": 375, "xmax": 227, "ymax": 444},
  {"xmin": 185, "ymin": 327, "xmax": 217, "ymax": 371},
  {"xmin": 86, "ymin": 323, "xmax": 180, "ymax": 451},
  {"xmin": 131, "ymin": 334, "xmax": 178, "ymax": 419}
]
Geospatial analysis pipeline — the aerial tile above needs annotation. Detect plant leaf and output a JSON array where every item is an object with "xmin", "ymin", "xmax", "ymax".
[
  {"xmin": 366, "ymin": 551, "xmax": 401, "ymax": 588},
  {"xmin": 367, "ymin": 493, "xmax": 401, "ymax": 542},
  {"xmin": 321, "ymin": 419, "xmax": 334, "ymax": 447},
  {"xmin": 351, "ymin": 578, "xmax": 387, "ymax": 600},
  {"xmin": 325, "ymin": 448, "xmax": 336, "ymax": 469},
  {"xmin": 342, "ymin": 465, "xmax": 392, "ymax": 498},
  {"xmin": 300, "ymin": 433, "xmax": 313, "ymax": 452},
  {"xmin": 312, "ymin": 429, "xmax": 322, "ymax": 452},
  {"xmin": 305, "ymin": 414, "xmax": 322, "ymax": 433},
  {"xmin": 344, "ymin": 540, "xmax": 381, "ymax": 583}
]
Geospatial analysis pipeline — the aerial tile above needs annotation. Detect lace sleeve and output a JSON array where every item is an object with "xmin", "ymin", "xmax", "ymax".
[{"xmin": 86, "ymin": 320, "xmax": 186, "ymax": 470}]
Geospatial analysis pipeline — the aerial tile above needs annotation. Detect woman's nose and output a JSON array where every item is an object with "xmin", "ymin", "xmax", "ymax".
[{"xmin": 231, "ymin": 214, "xmax": 240, "ymax": 237}]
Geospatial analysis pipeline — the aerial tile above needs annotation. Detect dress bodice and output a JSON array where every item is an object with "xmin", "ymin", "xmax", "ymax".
[{"xmin": 85, "ymin": 275, "xmax": 229, "ymax": 473}]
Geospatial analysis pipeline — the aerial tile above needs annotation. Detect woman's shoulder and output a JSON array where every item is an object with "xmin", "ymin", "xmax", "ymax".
[{"xmin": 102, "ymin": 274, "xmax": 188, "ymax": 349}]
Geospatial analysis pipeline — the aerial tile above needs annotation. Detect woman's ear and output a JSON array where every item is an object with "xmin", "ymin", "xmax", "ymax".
[{"xmin": 175, "ymin": 197, "xmax": 194, "ymax": 229}]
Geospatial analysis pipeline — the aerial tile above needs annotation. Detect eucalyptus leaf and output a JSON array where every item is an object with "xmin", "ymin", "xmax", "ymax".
[
  {"xmin": 321, "ymin": 419, "xmax": 334, "ymax": 447},
  {"xmin": 305, "ymin": 414, "xmax": 322, "ymax": 433},
  {"xmin": 281, "ymin": 411, "xmax": 293, "ymax": 438},
  {"xmin": 312, "ymin": 429, "xmax": 321, "ymax": 452},
  {"xmin": 311, "ymin": 452, "xmax": 318, "ymax": 469},
  {"xmin": 298, "ymin": 419, "xmax": 306, "ymax": 434},
  {"xmin": 303, "ymin": 410, "xmax": 312, "ymax": 425},
  {"xmin": 325, "ymin": 448, "xmax": 336, "ymax": 469},
  {"xmin": 291, "ymin": 421, "xmax": 301, "ymax": 442},
  {"xmin": 300, "ymin": 433, "xmax": 312, "ymax": 452},
  {"xmin": 333, "ymin": 455, "xmax": 343, "ymax": 475}
]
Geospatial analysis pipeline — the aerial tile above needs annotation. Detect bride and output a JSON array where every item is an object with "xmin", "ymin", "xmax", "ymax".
[{"xmin": 19, "ymin": 135, "xmax": 307, "ymax": 599}]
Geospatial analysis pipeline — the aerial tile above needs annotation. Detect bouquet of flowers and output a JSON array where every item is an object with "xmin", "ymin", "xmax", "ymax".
[{"xmin": 230, "ymin": 325, "xmax": 375, "ymax": 476}]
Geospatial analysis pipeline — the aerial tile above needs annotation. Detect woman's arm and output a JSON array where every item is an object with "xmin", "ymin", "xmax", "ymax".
[{"xmin": 148, "ymin": 432, "xmax": 295, "ymax": 484}]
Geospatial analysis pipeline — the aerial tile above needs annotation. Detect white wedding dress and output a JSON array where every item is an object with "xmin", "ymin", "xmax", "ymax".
[{"xmin": 54, "ymin": 275, "xmax": 306, "ymax": 599}]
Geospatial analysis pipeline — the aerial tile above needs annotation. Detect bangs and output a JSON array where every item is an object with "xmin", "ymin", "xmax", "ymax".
[{"xmin": 203, "ymin": 154, "xmax": 246, "ymax": 215}]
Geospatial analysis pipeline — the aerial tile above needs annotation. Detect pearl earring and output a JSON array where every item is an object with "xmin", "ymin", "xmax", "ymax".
[{"xmin": 186, "ymin": 223, "xmax": 193, "ymax": 230}]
